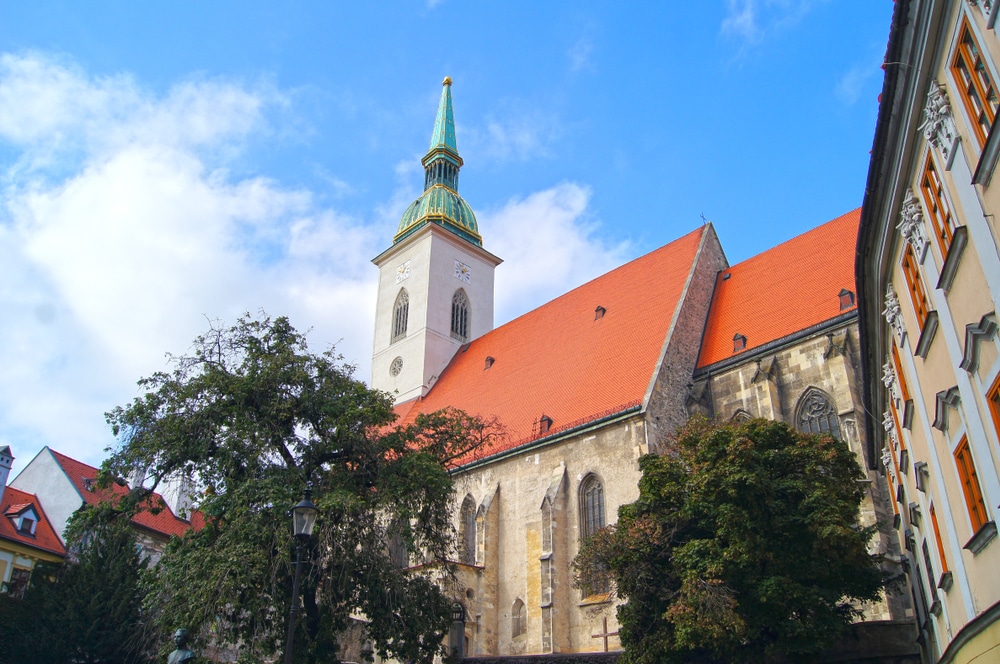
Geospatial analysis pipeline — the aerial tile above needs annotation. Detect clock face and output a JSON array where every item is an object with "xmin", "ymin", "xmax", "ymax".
[
  {"xmin": 454, "ymin": 259, "xmax": 471, "ymax": 284},
  {"xmin": 396, "ymin": 260, "xmax": 411, "ymax": 284}
]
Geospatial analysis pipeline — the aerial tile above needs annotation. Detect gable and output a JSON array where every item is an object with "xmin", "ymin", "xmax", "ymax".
[
  {"xmin": 0, "ymin": 486, "xmax": 65, "ymax": 557},
  {"xmin": 396, "ymin": 226, "xmax": 710, "ymax": 462}
]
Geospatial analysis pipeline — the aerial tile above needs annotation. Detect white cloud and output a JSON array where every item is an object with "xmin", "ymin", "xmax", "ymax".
[
  {"xmin": 482, "ymin": 183, "xmax": 629, "ymax": 324},
  {"xmin": 721, "ymin": 0, "xmax": 826, "ymax": 47},
  {"xmin": 835, "ymin": 62, "xmax": 875, "ymax": 106},
  {"xmin": 462, "ymin": 112, "xmax": 561, "ymax": 163},
  {"xmin": 0, "ymin": 53, "xmax": 379, "ymax": 473}
]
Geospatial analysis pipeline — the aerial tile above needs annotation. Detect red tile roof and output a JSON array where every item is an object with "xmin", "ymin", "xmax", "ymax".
[
  {"xmin": 49, "ymin": 449, "xmax": 202, "ymax": 539},
  {"xmin": 0, "ymin": 486, "xmax": 66, "ymax": 557},
  {"xmin": 395, "ymin": 226, "xmax": 709, "ymax": 464},
  {"xmin": 696, "ymin": 209, "xmax": 860, "ymax": 368}
]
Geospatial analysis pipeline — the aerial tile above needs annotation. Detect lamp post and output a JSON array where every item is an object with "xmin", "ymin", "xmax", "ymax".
[{"xmin": 284, "ymin": 485, "xmax": 318, "ymax": 664}]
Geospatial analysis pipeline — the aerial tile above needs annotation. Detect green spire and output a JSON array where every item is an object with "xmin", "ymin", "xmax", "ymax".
[
  {"xmin": 429, "ymin": 76, "xmax": 458, "ymax": 155},
  {"xmin": 395, "ymin": 77, "xmax": 481, "ymax": 247}
]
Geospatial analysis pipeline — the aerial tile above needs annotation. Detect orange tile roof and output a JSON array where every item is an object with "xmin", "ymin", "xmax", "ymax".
[
  {"xmin": 49, "ymin": 449, "xmax": 202, "ymax": 539},
  {"xmin": 0, "ymin": 486, "xmax": 66, "ymax": 557},
  {"xmin": 396, "ymin": 226, "xmax": 709, "ymax": 464},
  {"xmin": 696, "ymin": 209, "xmax": 860, "ymax": 368}
]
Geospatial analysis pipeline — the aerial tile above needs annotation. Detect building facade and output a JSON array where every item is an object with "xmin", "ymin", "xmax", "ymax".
[
  {"xmin": 373, "ymin": 81, "xmax": 909, "ymax": 658},
  {"xmin": 858, "ymin": 1, "xmax": 1000, "ymax": 662}
]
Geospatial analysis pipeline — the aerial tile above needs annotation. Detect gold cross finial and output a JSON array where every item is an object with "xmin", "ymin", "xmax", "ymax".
[{"xmin": 443, "ymin": 76, "xmax": 453, "ymax": 86}]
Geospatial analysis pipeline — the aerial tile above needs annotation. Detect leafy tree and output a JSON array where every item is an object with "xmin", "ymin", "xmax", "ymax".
[
  {"xmin": 0, "ymin": 514, "xmax": 152, "ymax": 664},
  {"xmin": 574, "ymin": 417, "xmax": 887, "ymax": 664},
  {"xmin": 100, "ymin": 313, "xmax": 499, "ymax": 663}
]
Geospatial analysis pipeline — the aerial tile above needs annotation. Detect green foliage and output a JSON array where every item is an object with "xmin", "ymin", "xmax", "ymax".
[
  {"xmin": 574, "ymin": 417, "xmax": 887, "ymax": 664},
  {"xmin": 0, "ymin": 515, "xmax": 152, "ymax": 664},
  {"xmin": 101, "ymin": 313, "xmax": 499, "ymax": 663}
]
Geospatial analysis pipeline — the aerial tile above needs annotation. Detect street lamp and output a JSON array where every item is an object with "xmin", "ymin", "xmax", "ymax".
[{"xmin": 285, "ymin": 485, "xmax": 318, "ymax": 664}]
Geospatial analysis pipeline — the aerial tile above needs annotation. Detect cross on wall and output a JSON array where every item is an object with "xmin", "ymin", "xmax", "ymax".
[{"xmin": 590, "ymin": 616, "xmax": 619, "ymax": 652}]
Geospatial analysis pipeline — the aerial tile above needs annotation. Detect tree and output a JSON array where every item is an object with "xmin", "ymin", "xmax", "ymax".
[
  {"xmin": 0, "ymin": 514, "xmax": 152, "ymax": 664},
  {"xmin": 100, "ymin": 314, "xmax": 500, "ymax": 663},
  {"xmin": 574, "ymin": 417, "xmax": 887, "ymax": 664}
]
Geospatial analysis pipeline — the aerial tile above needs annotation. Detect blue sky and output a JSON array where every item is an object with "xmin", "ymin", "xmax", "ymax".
[{"xmin": 0, "ymin": 1, "xmax": 893, "ymax": 474}]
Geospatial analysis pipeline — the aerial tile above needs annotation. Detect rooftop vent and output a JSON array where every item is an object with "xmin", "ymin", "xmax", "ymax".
[
  {"xmin": 722, "ymin": 272, "xmax": 731, "ymax": 281},
  {"xmin": 733, "ymin": 333, "xmax": 747, "ymax": 353},
  {"xmin": 839, "ymin": 288, "xmax": 855, "ymax": 310},
  {"xmin": 595, "ymin": 305, "xmax": 607, "ymax": 320},
  {"xmin": 539, "ymin": 414, "xmax": 553, "ymax": 434},
  {"xmin": 485, "ymin": 356, "xmax": 495, "ymax": 370}
]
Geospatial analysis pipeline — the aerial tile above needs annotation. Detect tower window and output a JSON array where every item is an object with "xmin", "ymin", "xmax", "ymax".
[
  {"xmin": 451, "ymin": 289, "xmax": 470, "ymax": 342},
  {"xmin": 392, "ymin": 289, "xmax": 409, "ymax": 343}
]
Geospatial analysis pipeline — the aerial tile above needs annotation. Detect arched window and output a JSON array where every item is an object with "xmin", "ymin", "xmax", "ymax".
[
  {"xmin": 579, "ymin": 474, "xmax": 605, "ymax": 541},
  {"xmin": 451, "ymin": 289, "xmax": 470, "ymax": 342},
  {"xmin": 511, "ymin": 598, "xmax": 526, "ymax": 638},
  {"xmin": 392, "ymin": 289, "xmax": 409, "ymax": 343},
  {"xmin": 795, "ymin": 387, "xmax": 842, "ymax": 439},
  {"xmin": 459, "ymin": 494, "xmax": 476, "ymax": 565},
  {"xmin": 579, "ymin": 474, "xmax": 609, "ymax": 596}
]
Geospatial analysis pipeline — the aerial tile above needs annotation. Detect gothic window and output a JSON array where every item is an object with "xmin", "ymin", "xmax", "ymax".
[
  {"xmin": 794, "ymin": 388, "xmax": 842, "ymax": 439},
  {"xmin": 580, "ymin": 474, "xmax": 605, "ymax": 541},
  {"xmin": 511, "ymin": 598, "xmax": 526, "ymax": 638},
  {"xmin": 451, "ymin": 289, "xmax": 470, "ymax": 341},
  {"xmin": 731, "ymin": 409, "xmax": 753, "ymax": 423},
  {"xmin": 920, "ymin": 155, "xmax": 960, "ymax": 261},
  {"xmin": 952, "ymin": 19, "xmax": 999, "ymax": 149},
  {"xmin": 459, "ymin": 494, "xmax": 477, "ymax": 565},
  {"xmin": 392, "ymin": 289, "xmax": 409, "ymax": 343},
  {"xmin": 579, "ymin": 474, "xmax": 609, "ymax": 596}
]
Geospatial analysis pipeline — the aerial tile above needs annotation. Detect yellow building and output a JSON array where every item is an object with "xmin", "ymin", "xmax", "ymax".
[
  {"xmin": 0, "ymin": 446, "xmax": 65, "ymax": 598},
  {"xmin": 858, "ymin": 1, "xmax": 1000, "ymax": 662}
]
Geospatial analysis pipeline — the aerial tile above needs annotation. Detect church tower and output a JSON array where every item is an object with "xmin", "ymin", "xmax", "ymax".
[{"xmin": 371, "ymin": 78, "xmax": 502, "ymax": 402}]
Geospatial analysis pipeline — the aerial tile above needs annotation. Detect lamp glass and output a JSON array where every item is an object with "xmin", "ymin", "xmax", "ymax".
[{"xmin": 292, "ymin": 499, "xmax": 318, "ymax": 537}]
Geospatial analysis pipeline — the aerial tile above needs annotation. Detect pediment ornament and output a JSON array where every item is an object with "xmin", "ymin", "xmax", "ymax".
[
  {"xmin": 918, "ymin": 81, "xmax": 958, "ymax": 163},
  {"xmin": 897, "ymin": 189, "xmax": 929, "ymax": 258}
]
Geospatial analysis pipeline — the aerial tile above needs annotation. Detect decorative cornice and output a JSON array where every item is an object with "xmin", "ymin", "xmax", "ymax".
[
  {"xmin": 960, "ymin": 312, "xmax": 998, "ymax": 373},
  {"xmin": 932, "ymin": 386, "xmax": 961, "ymax": 431},
  {"xmin": 918, "ymin": 81, "xmax": 959, "ymax": 166},
  {"xmin": 883, "ymin": 284, "xmax": 906, "ymax": 345},
  {"xmin": 966, "ymin": 0, "xmax": 996, "ymax": 20},
  {"xmin": 897, "ymin": 189, "xmax": 929, "ymax": 260}
]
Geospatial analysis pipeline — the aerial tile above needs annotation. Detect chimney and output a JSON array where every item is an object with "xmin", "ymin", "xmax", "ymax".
[{"xmin": 0, "ymin": 445, "xmax": 14, "ymax": 506}]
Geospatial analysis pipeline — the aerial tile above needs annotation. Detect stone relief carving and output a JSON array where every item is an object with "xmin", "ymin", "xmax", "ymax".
[
  {"xmin": 897, "ymin": 189, "xmax": 928, "ymax": 259},
  {"xmin": 966, "ymin": 0, "xmax": 995, "ymax": 19},
  {"xmin": 883, "ymin": 284, "xmax": 906, "ymax": 345},
  {"xmin": 918, "ymin": 81, "xmax": 958, "ymax": 164}
]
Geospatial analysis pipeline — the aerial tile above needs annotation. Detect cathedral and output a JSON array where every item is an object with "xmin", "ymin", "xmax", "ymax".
[{"xmin": 369, "ymin": 79, "xmax": 909, "ymax": 658}]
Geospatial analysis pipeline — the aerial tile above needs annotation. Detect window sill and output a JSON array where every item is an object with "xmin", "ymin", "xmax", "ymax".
[
  {"xmin": 937, "ymin": 227, "xmax": 968, "ymax": 292},
  {"xmin": 973, "ymin": 114, "xmax": 1000, "ymax": 186},
  {"xmin": 915, "ymin": 312, "xmax": 939, "ymax": 359},
  {"xmin": 964, "ymin": 521, "xmax": 998, "ymax": 555},
  {"xmin": 929, "ymin": 599, "xmax": 942, "ymax": 616},
  {"xmin": 579, "ymin": 592, "xmax": 612, "ymax": 607},
  {"xmin": 938, "ymin": 571, "xmax": 953, "ymax": 593}
]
